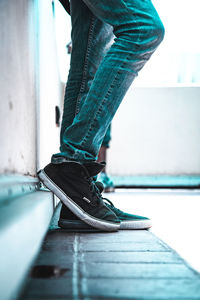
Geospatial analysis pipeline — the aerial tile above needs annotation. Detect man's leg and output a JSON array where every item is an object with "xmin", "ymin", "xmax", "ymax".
[
  {"xmin": 97, "ymin": 124, "xmax": 111, "ymax": 168},
  {"xmin": 53, "ymin": 0, "xmax": 164, "ymax": 163},
  {"xmin": 60, "ymin": 0, "xmax": 114, "ymax": 147},
  {"xmin": 38, "ymin": 0, "xmax": 164, "ymax": 231},
  {"xmin": 97, "ymin": 125, "xmax": 115, "ymax": 192},
  {"xmin": 38, "ymin": 0, "xmax": 120, "ymax": 232}
]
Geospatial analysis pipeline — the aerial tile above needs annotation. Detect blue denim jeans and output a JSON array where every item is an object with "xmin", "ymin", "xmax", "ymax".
[
  {"xmin": 52, "ymin": 0, "xmax": 164, "ymax": 163},
  {"xmin": 102, "ymin": 124, "xmax": 111, "ymax": 148}
]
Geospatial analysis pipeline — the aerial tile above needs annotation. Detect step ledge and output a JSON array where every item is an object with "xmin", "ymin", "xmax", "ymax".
[
  {"xmin": 0, "ymin": 190, "xmax": 54, "ymax": 300},
  {"xmin": 0, "ymin": 174, "xmax": 39, "ymax": 204}
]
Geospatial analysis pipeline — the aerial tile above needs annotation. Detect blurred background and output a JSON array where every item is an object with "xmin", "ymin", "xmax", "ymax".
[{"xmin": 0, "ymin": 0, "xmax": 200, "ymax": 299}]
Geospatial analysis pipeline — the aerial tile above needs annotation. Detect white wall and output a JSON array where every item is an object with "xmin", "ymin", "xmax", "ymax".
[
  {"xmin": 36, "ymin": 0, "xmax": 63, "ymax": 170},
  {"xmin": 0, "ymin": 0, "xmax": 37, "ymax": 175},
  {"xmin": 0, "ymin": 0, "xmax": 63, "ymax": 175},
  {"xmin": 108, "ymin": 87, "xmax": 200, "ymax": 176}
]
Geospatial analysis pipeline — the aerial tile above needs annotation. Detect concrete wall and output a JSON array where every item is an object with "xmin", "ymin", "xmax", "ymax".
[
  {"xmin": 0, "ymin": 0, "xmax": 62, "ymax": 176},
  {"xmin": 108, "ymin": 86, "xmax": 200, "ymax": 176},
  {"xmin": 0, "ymin": 0, "xmax": 37, "ymax": 175}
]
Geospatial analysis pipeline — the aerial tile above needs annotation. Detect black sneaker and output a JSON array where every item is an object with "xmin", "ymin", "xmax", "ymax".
[
  {"xmin": 58, "ymin": 181, "xmax": 151, "ymax": 230},
  {"xmin": 37, "ymin": 161, "xmax": 120, "ymax": 231},
  {"xmin": 58, "ymin": 201, "xmax": 151, "ymax": 230}
]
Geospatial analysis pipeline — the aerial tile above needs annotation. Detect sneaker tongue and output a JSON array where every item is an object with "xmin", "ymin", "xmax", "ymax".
[{"xmin": 83, "ymin": 161, "xmax": 106, "ymax": 177}]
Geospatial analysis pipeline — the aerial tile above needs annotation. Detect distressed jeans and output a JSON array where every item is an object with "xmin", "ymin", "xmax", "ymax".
[
  {"xmin": 102, "ymin": 124, "xmax": 111, "ymax": 148},
  {"xmin": 52, "ymin": 0, "xmax": 165, "ymax": 163}
]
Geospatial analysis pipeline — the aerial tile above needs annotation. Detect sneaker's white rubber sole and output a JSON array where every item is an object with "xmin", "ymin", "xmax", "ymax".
[
  {"xmin": 38, "ymin": 170, "xmax": 120, "ymax": 232},
  {"xmin": 120, "ymin": 220, "xmax": 152, "ymax": 230},
  {"xmin": 58, "ymin": 218, "xmax": 151, "ymax": 230}
]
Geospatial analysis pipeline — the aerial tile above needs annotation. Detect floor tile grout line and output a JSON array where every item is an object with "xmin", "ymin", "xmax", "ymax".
[
  {"xmin": 80, "ymin": 262, "xmax": 183, "ymax": 265},
  {"xmin": 72, "ymin": 234, "xmax": 80, "ymax": 300},
  {"xmin": 80, "ymin": 246, "xmax": 90, "ymax": 300},
  {"xmin": 78, "ymin": 250, "xmax": 171, "ymax": 253},
  {"xmin": 80, "ymin": 276, "xmax": 199, "ymax": 280}
]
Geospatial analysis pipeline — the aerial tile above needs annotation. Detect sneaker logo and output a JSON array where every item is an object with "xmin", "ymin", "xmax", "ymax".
[{"xmin": 83, "ymin": 197, "xmax": 91, "ymax": 203}]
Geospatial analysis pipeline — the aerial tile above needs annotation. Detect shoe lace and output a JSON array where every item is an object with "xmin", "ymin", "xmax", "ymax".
[
  {"xmin": 102, "ymin": 197, "xmax": 122, "ymax": 214},
  {"xmin": 94, "ymin": 180, "xmax": 119, "ymax": 210},
  {"xmin": 87, "ymin": 177, "xmax": 103, "ymax": 205}
]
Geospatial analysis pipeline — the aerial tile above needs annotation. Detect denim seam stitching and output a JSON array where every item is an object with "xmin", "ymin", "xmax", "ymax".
[
  {"xmin": 78, "ymin": 4, "xmax": 145, "ymax": 151},
  {"xmin": 80, "ymin": 49, "xmax": 134, "ymax": 150},
  {"xmin": 73, "ymin": 1, "xmax": 147, "ymax": 159},
  {"xmin": 75, "ymin": 16, "xmax": 96, "ymax": 116}
]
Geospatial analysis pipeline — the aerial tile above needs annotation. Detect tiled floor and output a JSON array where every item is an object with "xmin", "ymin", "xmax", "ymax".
[{"xmin": 19, "ymin": 189, "xmax": 200, "ymax": 300}]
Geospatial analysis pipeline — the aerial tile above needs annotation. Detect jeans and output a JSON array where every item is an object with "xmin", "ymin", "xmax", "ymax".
[
  {"xmin": 52, "ymin": 0, "xmax": 165, "ymax": 163},
  {"xmin": 102, "ymin": 124, "xmax": 111, "ymax": 148}
]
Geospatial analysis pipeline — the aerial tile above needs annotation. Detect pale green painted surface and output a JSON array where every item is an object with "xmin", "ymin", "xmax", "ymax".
[
  {"xmin": 112, "ymin": 175, "xmax": 200, "ymax": 187},
  {"xmin": 0, "ymin": 175, "xmax": 39, "ymax": 203},
  {"xmin": 0, "ymin": 190, "xmax": 54, "ymax": 300}
]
